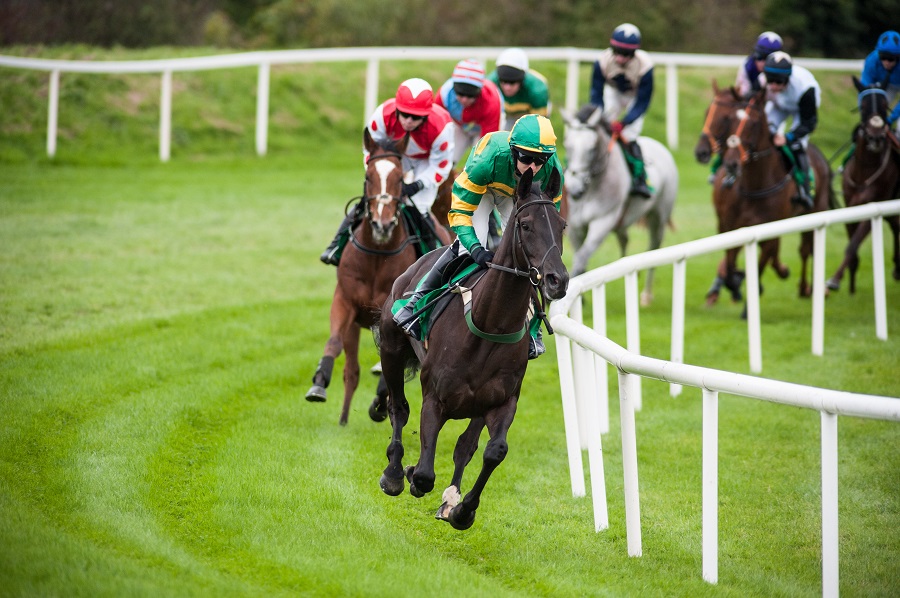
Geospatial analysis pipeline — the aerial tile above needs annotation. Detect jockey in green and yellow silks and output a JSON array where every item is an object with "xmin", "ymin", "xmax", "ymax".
[{"xmin": 392, "ymin": 114, "xmax": 563, "ymax": 359}]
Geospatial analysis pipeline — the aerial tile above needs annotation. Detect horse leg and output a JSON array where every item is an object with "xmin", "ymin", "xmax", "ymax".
[
  {"xmin": 706, "ymin": 257, "xmax": 728, "ymax": 306},
  {"xmin": 572, "ymin": 216, "xmax": 616, "ymax": 277},
  {"xmin": 445, "ymin": 398, "xmax": 517, "ymax": 531},
  {"xmin": 435, "ymin": 418, "xmax": 484, "ymax": 521},
  {"xmin": 847, "ymin": 220, "xmax": 872, "ymax": 295},
  {"xmin": 368, "ymin": 375, "xmax": 389, "ymax": 422},
  {"xmin": 306, "ymin": 295, "xmax": 352, "ymax": 402},
  {"xmin": 379, "ymin": 320, "xmax": 413, "ymax": 497},
  {"xmin": 797, "ymin": 231, "xmax": 815, "ymax": 298},
  {"xmin": 338, "ymin": 323, "xmax": 362, "ymax": 426},
  {"xmin": 639, "ymin": 211, "xmax": 666, "ymax": 307},
  {"xmin": 406, "ymin": 395, "xmax": 446, "ymax": 498},
  {"xmin": 829, "ymin": 221, "xmax": 861, "ymax": 291}
]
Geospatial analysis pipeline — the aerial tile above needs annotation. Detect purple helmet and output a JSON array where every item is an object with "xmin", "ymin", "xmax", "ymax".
[{"xmin": 753, "ymin": 31, "xmax": 783, "ymax": 60}]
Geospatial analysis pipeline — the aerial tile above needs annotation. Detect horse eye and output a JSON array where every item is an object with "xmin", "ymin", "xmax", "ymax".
[{"xmin": 521, "ymin": 222, "xmax": 531, "ymax": 232}]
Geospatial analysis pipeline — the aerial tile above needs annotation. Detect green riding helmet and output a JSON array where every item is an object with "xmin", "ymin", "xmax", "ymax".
[{"xmin": 509, "ymin": 114, "xmax": 557, "ymax": 155}]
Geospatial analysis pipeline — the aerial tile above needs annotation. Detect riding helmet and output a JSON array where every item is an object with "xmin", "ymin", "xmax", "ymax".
[
  {"xmin": 496, "ymin": 48, "xmax": 529, "ymax": 83},
  {"xmin": 753, "ymin": 31, "xmax": 783, "ymax": 59},
  {"xmin": 876, "ymin": 30, "xmax": 900, "ymax": 57},
  {"xmin": 395, "ymin": 78, "xmax": 433, "ymax": 116},
  {"xmin": 763, "ymin": 51, "xmax": 793, "ymax": 79},
  {"xmin": 452, "ymin": 58, "xmax": 486, "ymax": 97},
  {"xmin": 610, "ymin": 23, "xmax": 642, "ymax": 51},
  {"xmin": 509, "ymin": 114, "xmax": 557, "ymax": 156}
]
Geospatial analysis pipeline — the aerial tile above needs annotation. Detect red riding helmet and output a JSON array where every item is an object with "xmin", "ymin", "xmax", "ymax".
[{"xmin": 395, "ymin": 78, "xmax": 434, "ymax": 116}]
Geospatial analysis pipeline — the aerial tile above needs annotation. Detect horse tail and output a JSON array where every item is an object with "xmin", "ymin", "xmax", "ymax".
[{"xmin": 371, "ymin": 319, "xmax": 422, "ymax": 383}]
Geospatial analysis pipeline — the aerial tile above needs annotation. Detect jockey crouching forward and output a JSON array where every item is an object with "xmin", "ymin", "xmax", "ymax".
[
  {"xmin": 762, "ymin": 51, "xmax": 821, "ymax": 211},
  {"xmin": 392, "ymin": 114, "xmax": 564, "ymax": 360},
  {"xmin": 320, "ymin": 78, "xmax": 455, "ymax": 265},
  {"xmin": 435, "ymin": 59, "xmax": 504, "ymax": 166},
  {"xmin": 861, "ymin": 30, "xmax": 900, "ymax": 133}
]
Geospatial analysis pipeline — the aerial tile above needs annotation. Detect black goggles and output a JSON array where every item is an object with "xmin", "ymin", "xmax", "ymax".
[
  {"xmin": 878, "ymin": 51, "xmax": 899, "ymax": 62},
  {"xmin": 513, "ymin": 149, "xmax": 550, "ymax": 166},
  {"xmin": 612, "ymin": 46, "xmax": 635, "ymax": 58},
  {"xmin": 397, "ymin": 110, "xmax": 426, "ymax": 121},
  {"xmin": 752, "ymin": 51, "xmax": 769, "ymax": 61},
  {"xmin": 766, "ymin": 75, "xmax": 789, "ymax": 85}
]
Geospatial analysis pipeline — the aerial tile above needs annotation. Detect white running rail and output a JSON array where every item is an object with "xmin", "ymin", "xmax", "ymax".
[
  {"xmin": 0, "ymin": 47, "xmax": 862, "ymax": 161},
  {"xmin": 549, "ymin": 200, "xmax": 900, "ymax": 597}
]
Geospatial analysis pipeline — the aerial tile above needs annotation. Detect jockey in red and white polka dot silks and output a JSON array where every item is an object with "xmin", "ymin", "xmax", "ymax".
[{"xmin": 366, "ymin": 78, "xmax": 456, "ymax": 214}]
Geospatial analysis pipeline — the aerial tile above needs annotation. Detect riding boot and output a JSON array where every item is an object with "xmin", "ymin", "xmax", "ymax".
[
  {"xmin": 528, "ymin": 328, "xmax": 545, "ymax": 360},
  {"xmin": 791, "ymin": 148, "xmax": 813, "ymax": 210},
  {"xmin": 393, "ymin": 247, "xmax": 457, "ymax": 340},
  {"xmin": 320, "ymin": 198, "xmax": 365, "ymax": 266},
  {"xmin": 626, "ymin": 141, "xmax": 653, "ymax": 198}
]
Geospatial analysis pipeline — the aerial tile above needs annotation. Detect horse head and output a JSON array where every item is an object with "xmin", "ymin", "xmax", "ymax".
[
  {"xmin": 695, "ymin": 81, "xmax": 745, "ymax": 164},
  {"xmin": 854, "ymin": 76, "xmax": 890, "ymax": 153},
  {"xmin": 363, "ymin": 128, "xmax": 407, "ymax": 244},
  {"xmin": 501, "ymin": 167, "xmax": 569, "ymax": 301},
  {"xmin": 562, "ymin": 105, "xmax": 606, "ymax": 199},
  {"xmin": 721, "ymin": 90, "xmax": 771, "ymax": 180}
]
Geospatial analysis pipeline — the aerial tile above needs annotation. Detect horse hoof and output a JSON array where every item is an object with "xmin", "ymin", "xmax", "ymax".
[
  {"xmin": 776, "ymin": 266, "xmax": 790, "ymax": 280},
  {"xmin": 379, "ymin": 474, "xmax": 404, "ymax": 497},
  {"xmin": 370, "ymin": 361, "xmax": 382, "ymax": 375},
  {"xmin": 409, "ymin": 483, "xmax": 425, "ymax": 498},
  {"xmin": 368, "ymin": 397, "xmax": 387, "ymax": 422},
  {"xmin": 448, "ymin": 505, "xmax": 476, "ymax": 531},
  {"xmin": 305, "ymin": 385, "xmax": 327, "ymax": 402},
  {"xmin": 826, "ymin": 278, "xmax": 840, "ymax": 291},
  {"xmin": 705, "ymin": 292, "xmax": 719, "ymax": 307}
]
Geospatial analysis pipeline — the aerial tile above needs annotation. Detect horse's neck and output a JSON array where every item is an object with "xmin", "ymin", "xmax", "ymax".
[
  {"xmin": 592, "ymin": 138, "xmax": 629, "ymax": 193},
  {"xmin": 740, "ymin": 142, "xmax": 785, "ymax": 188},
  {"xmin": 470, "ymin": 250, "xmax": 532, "ymax": 334}
]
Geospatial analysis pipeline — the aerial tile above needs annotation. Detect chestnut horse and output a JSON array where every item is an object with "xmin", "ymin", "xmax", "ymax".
[
  {"xmin": 827, "ymin": 78, "xmax": 900, "ymax": 293},
  {"xmin": 376, "ymin": 168, "xmax": 568, "ymax": 530},
  {"xmin": 719, "ymin": 88, "xmax": 834, "ymax": 308},
  {"xmin": 307, "ymin": 130, "xmax": 435, "ymax": 425},
  {"xmin": 694, "ymin": 82, "xmax": 792, "ymax": 305}
]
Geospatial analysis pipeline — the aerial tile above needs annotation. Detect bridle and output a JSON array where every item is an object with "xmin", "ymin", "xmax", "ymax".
[
  {"xmin": 565, "ymin": 124, "xmax": 609, "ymax": 193},
  {"xmin": 348, "ymin": 150, "xmax": 421, "ymax": 256},
  {"xmin": 724, "ymin": 98, "xmax": 792, "ymax": 199},
  {"xmin": 847, "ymin": 87, "xmax": 894, "ymax": 188},
  {"xmin": 487, "ymin": 197, "xmax": 563, "ymax": 332},
  {"xmin": 701, "ymin": 96, "xmax": 747, "ymax": 156}
]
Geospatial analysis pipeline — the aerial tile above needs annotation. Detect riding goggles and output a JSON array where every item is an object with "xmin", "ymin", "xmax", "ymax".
[
  {"xmin": 878, "ymin": 51, "xmax": 899, "ymax": 62},
  {"xmin": 397, "ymin": 110, "xmax": 426, "ymax": 121},
  {"xmin": 612, "ymin": 47, "xmax": 635, "ymax": 58},
  {"xmin": 766, "ymin": 74, "xmax": 789, "ymax": 85},
  {"xmin": 513, "ymin": 148, "xmax": 551, "ymax": 166}
]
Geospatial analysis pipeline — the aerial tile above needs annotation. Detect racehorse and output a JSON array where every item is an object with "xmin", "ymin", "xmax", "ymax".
[
  {"xmin": 306, "ymin": 129, "xmax": 422, "ymax": 425},
  {"xmin": 376, "ymin": 167, "xmax": 568, "ymax": 530},
  {"xmin": 561, "ymin": 104, "xmax": 677, "ymax": 305},
  {"xmin": 694, "ymin": 82, "xmax": 792, "ymax": 305},
  {"xmin": 719, "ymin": 88, "xmax": 834, "ymax": 306},
  {"xmin": 827, "ymin": 77, "xmax": 900, "ymax": 293}
]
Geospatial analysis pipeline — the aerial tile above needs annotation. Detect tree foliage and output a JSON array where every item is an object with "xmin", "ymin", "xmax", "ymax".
[{"xmin": 1, "ymin": 0, "xmax": 890, "ymax": 57}]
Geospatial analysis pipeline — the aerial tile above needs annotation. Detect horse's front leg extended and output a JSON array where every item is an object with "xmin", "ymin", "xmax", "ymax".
[
  {"xmin": 407, "ymin": 394, "xmax": 447, "ymax": 498},
  {"xmin": 888, "ymin": 215, "xmax": 900, "ymax": 281},
  {"xmin": 435, "ymin": 418, "xmax": 484, "ymax": 520},
  {"xmin": 444, "ymin": 398, "xmax": 517, "ymax": 531},
  {"xmin": 380, "ymin": 324, "xmax": 411, "ymax": 496},
  {"xmin": 306, "ymin": 297, "xmax": 351, "ymax": 402}
]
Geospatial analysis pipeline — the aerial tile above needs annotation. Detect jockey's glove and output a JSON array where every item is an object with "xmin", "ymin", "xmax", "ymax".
[
  {"xmin": 610, "ymin": 121, "xmax": 624, "ymax": 135},
  {"xmin": 470, "ymin": 246, "xmax": 494, "ymax": 267},
  {"xmin": 402, "ymin": 180, "xmax": 424, "ymax": 198}
]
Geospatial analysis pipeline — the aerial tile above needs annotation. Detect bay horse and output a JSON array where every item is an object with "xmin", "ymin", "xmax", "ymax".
[
  {"xmin": 827, "ymin": 78, "xmax": 900, "ymax": 293},
  {"xmin": 307, "ymin": 129, "xmax": 423, "ymax": 425},
  {"xmin": 694, "ymin": 82, "xmax": 791, "ymax": 305},
  {"xmin": 719, "ymin": 88, "xmax": 834, "ymax": 307},
  {"xmin": 561, "ymin": 105, "xmax": 678, "ymax": 305},
  {"xmin": 376, "ymin": 167, "xmax": 568, "ymax": 530}
]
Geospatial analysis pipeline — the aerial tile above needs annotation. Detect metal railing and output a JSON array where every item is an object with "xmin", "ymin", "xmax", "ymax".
[
  {"xmin": 549, "ymin": 199, "xmax": 900, "ymax": 598},
  {"xmin": 0, "ymin": 47, "xmax": 862, "ymax": 161}
]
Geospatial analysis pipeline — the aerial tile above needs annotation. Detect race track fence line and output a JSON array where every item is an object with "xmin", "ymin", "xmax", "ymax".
[
  {"xmin": 0, "ymin": 47, "xmax": 862, "ymax": 161},
  {"xmin": 548, "ymin": 199, "xmax": 900, "ymax": 598}
]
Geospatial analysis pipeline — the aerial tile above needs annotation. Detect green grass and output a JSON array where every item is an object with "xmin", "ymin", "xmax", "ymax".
[{"xmin": 1, "ymin": 46, "xmax": 898, "ymax": 597}]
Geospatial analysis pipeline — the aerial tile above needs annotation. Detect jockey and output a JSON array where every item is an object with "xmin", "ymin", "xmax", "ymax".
[
  {"xmin": 392, "ymin": 114, "xmax": 564, "ymax": 359},
  {"xmin": 320, "ymin": 78, "xmax": 455, "ymax": 266},
  {"xmin": 861, "ymin": 30, "xmax": 900, "ymax": 132},
  {"xmin": 436, "ymin": 59, "xmax": 504, "ymax": 165},
  {"xmin": 589, "ymin": 23, "xmax": 654, "ymax": 198},
  {"xmin": 763, "ymin": 51, "xmax": 821, "ymax": 210},
  {"xmin": 735, "ymin": 31, "xmax": 783, "ymax": 97},
  {"xmin": 487, "ymin": 48, "xmax": 551, "ymax": 131}
]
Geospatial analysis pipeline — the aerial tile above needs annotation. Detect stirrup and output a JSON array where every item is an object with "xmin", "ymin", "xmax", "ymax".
[
  {"xmin": 528, "ymin": 335, "xmax": 545, "ymax": 360},
  {"xmin": 393, "ymin": 307, "xmax": 422, "ymax": 340},
  {"xmin": 632, "ymin": 181, "xmax": 652, "ymax": 199},
  {"xmin": 320, "ymin": 246, "xmax": 340, "ymax": 266}
]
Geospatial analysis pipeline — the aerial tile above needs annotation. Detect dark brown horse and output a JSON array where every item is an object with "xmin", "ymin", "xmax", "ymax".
[
  {"xmin": 718, "ymin": 88, "xmax": 834, "ymax": 306},
  {"xmin": 827, "ymin": 78, "xmax": 900, "ymax": 293},
  {"xmin": 307, "ymin": 130, "xmax": 421, "ymax": 425},
  {"xmin": 376, "ymin": 167, "xmax": 568, "ymax": 530},
  {"xmin": 694, "ymin": 81, "xmax": 791, "ymax": 305}
]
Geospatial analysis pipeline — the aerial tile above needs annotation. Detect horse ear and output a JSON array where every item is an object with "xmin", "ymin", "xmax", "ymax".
[
  {"xmin": 852, "ymin": 75, "xmax": 865, "ymax": 93},
  {"xmin": 397, "ymin": 132, "xmax": 411, "ymax": 154},
  {"xmin": 516, "ymin": 166, "xmax": 535, "ymax": 200},
  {"xmin": 586, "ymin": 106, "xmax": 604, "ymax": 128},
  {"xmin": 560, "ymin": 108, "xmax": 574, "ymax": 127},
  {"xmin": 546, "ymin": 166, "xmax": 561, "ymax": 199},
  {"xmin": 712, "ymin": 79, "xmax": 720, "ymax": 94},
  {"xmin": 363, "ymin": 127, "xmax": 376, "ymax": 153}
]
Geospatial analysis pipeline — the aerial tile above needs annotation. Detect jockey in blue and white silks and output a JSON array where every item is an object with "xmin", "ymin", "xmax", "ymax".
[{"xmin": 861, "ymin": 30, "xmax": 900, "ymax": 131}]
